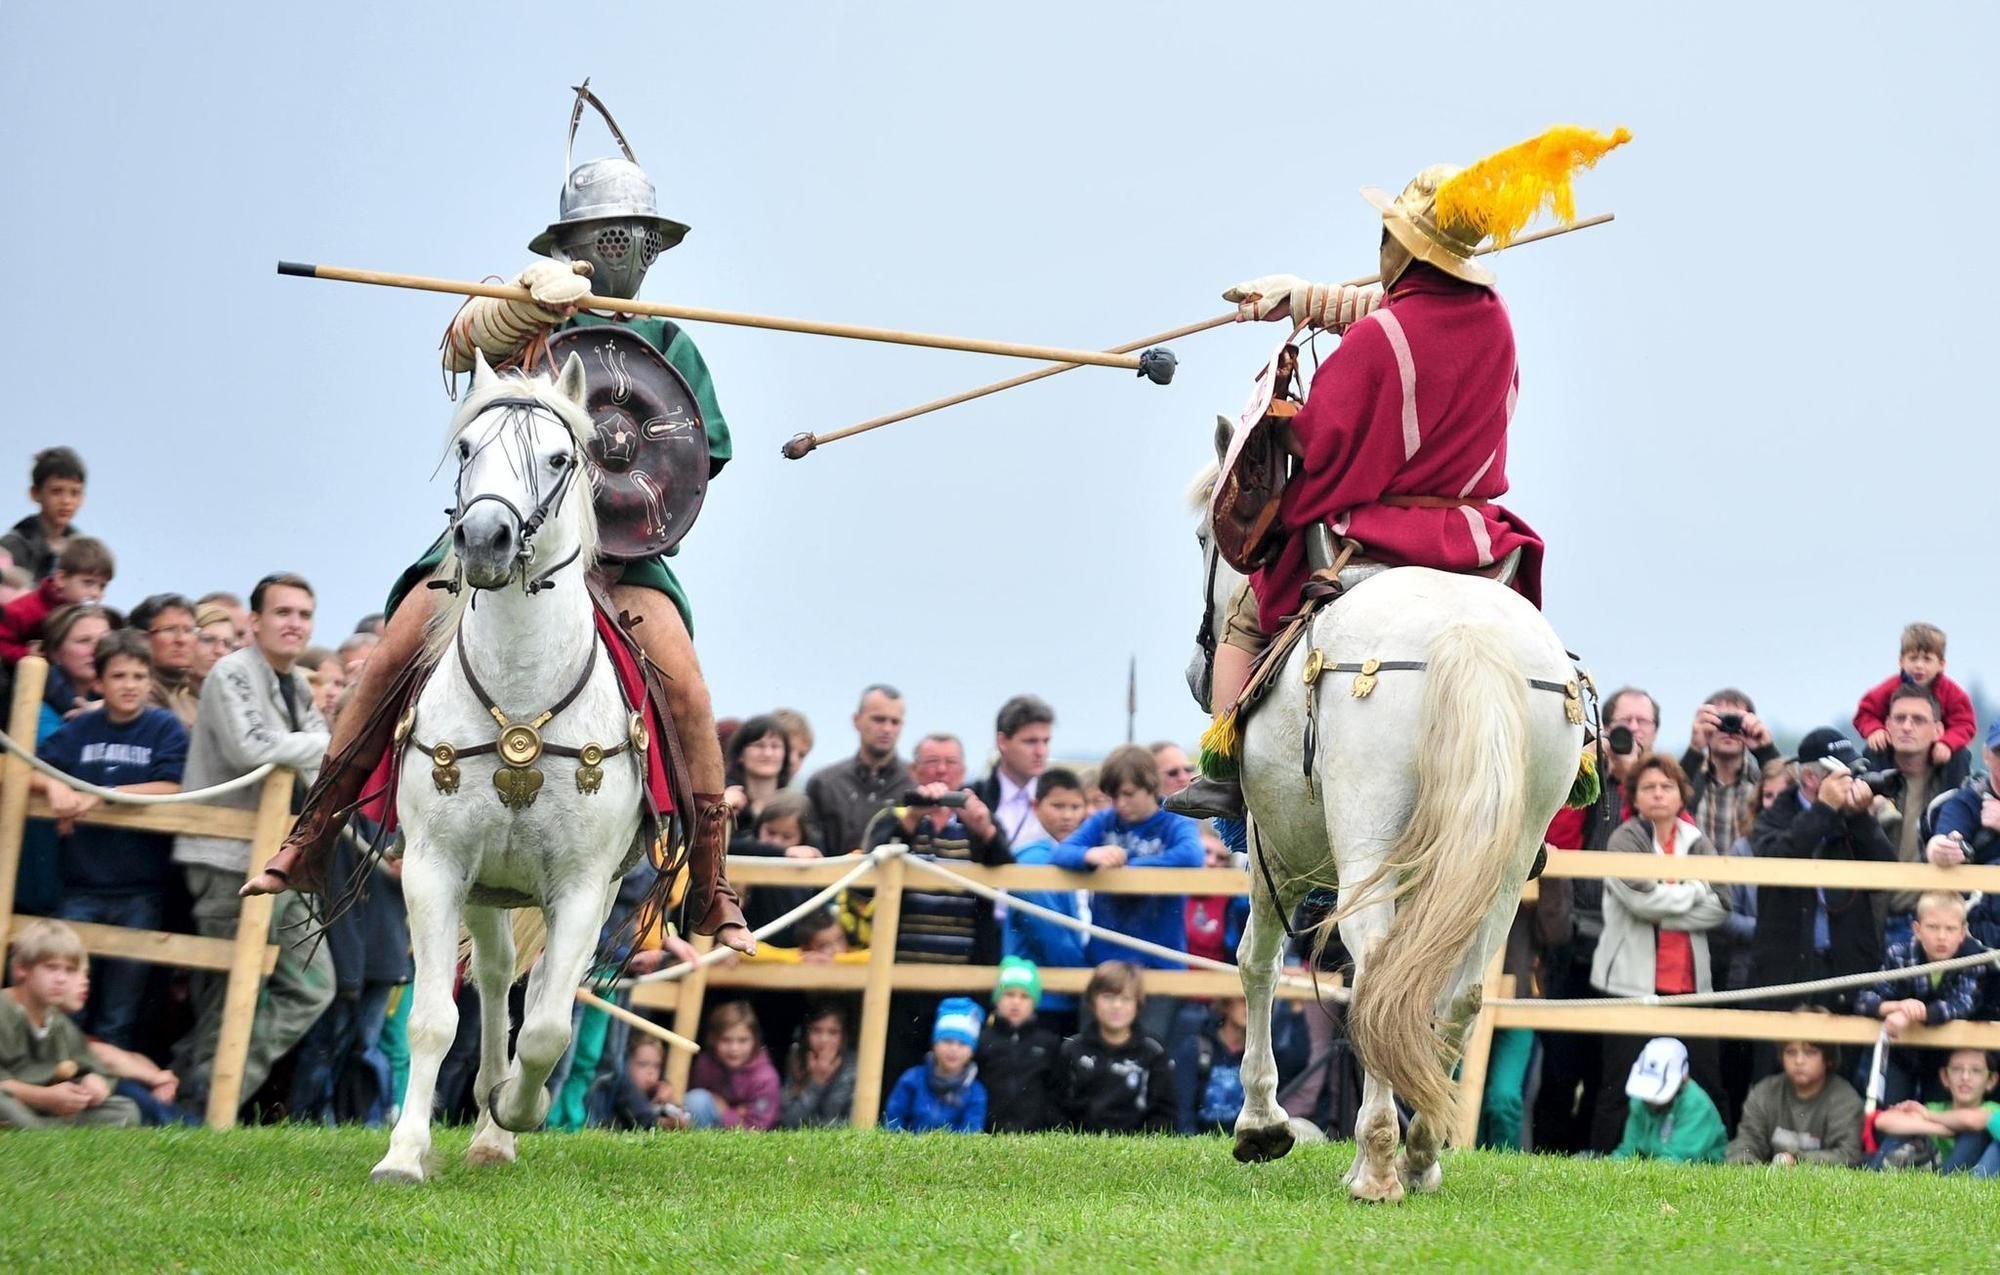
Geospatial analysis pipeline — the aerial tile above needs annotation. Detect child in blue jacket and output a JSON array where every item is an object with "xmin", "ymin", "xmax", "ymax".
[
  {"xmin": 883, "ymin": 998, "xmax": 987, "ymax": 1133},
  {"xmin": 1049, "ymin": 745, "xmax": 1203, "ymax": 971}
]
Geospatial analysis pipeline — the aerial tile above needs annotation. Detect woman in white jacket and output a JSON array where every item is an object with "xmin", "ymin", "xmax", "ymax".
[{"xmin": 1588, "ymin": 752, "xmax": 1734, "ymax": 1149}]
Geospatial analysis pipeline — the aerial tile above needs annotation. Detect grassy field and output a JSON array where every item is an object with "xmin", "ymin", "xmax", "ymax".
[{"xmin": 3, "ymin": 1127, "xmax": 1990, "ymax": 1272}]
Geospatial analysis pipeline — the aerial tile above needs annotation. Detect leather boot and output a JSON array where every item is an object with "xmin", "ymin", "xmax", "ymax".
[
  {"xmin": 1164, "ymin": 774, "xmax": 1245, "ymax": 821},
  {"xmin": 684, "ymin": 792, "xmax": 747, "ymax": 936}
]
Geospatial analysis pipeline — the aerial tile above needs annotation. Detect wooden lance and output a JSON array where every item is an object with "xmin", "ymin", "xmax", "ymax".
[
  {"xmin": 275, "ymin": 261, "xmax": 1161, "ymax": 372},
  {"xmin": 782, "ymin": 211, "xmax": 1615, "ymax": 460}
]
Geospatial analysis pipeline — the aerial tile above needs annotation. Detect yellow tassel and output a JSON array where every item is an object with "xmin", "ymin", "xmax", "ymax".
[
  {"xmin": 1198, "ymin": 710, "xmax": 1242, "ymax": 781},
  {"xmin": 1435, "ymin": 125, "xmax": 1631, "ymax": 248}
]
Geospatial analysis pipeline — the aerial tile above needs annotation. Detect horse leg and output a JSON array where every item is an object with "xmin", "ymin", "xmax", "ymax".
[
  {"xmin": 490, "ymin": 885, "xmax": 603, "ymax": 1133},
  {"xmin": 1231, "ymin": 869, "xmax": 1295, "ymax": 1163},
  {"xmin": 1399, "ymin": 866, "xmax": 1527, "ymax": 1194},
  {"xmin": 1338, "ymin": 897, "xmax": 1404, "ymax": 1203},
  {"xmin": 463, "ymin": 904, "xmax": 520, "ymax": 1168},
  {"xmin": 371, "ymin": 847, "xmax": 465, "ymax": 1185}
]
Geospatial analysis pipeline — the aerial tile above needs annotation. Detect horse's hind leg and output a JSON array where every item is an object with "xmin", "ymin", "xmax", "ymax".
[
  {"xmin": 1231, "ymin": 865, "xmax": 1295, "ymax": 1163},
  {"xmin": 464, "ymin": 904, "xmax": 520, "ymax": 1167},
  {"xmin": 372, "ymin": 846, "xmax": 466, "ymax": 1185},
  {"xmin": 1338, "ymin": 893, "xmax": 1405, "ymax": 1203},
  {"xmin": 491, "ymin": 883, "xmax": 604, "ymax": 1133}
]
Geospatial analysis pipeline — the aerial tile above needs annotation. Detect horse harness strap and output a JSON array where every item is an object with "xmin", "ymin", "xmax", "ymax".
[{"xmin": 402, "ymin": 637, "xmax": 646, "ymax": 811}]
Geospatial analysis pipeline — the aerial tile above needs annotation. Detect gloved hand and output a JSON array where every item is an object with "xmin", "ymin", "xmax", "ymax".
[
  {"xmin": 1224, "ymin": 275, "xmax": 1382, "ymax": 332},
  {"xmin": 519, "ymin": 259, "xmax": 593, "ymax": 312}
]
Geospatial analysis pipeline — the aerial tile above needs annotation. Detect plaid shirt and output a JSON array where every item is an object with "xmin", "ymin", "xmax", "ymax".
[{"xmin": 1694, "ymin": 759, "xmax": 1758, "ymax": 854}]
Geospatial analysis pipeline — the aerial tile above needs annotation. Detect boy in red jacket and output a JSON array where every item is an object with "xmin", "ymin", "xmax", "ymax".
[
  {"xmin": 1855, "ymin": 623, "xmax": 1974, "ymax": 766},
  {"xmin": 0, "ymin": 537, "xmax": 113, "ymax": 664}
]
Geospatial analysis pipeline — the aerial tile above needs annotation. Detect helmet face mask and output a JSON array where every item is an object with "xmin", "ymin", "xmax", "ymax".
[{"xmin": 554, "ymin": 218, "xmax": 669, "ymax": 300}]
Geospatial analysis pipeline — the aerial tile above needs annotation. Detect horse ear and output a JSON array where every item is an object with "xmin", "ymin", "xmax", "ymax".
[
  {"xmin": 1214, "ymin": 414, "xmax": 1233, "ymax": 462},
  {"xmin": 471, "ymin": 350, "xmax": 499, "ymax": 395},
  {"xmin": 553, "ymin": 352, "xmax": 588, "ymax": 408}
]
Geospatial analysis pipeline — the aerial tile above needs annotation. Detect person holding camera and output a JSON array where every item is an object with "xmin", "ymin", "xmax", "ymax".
[
  {"xmin": 1679, "ymin": 689, "xmax": 1780, "ymax": 857},
  {"xmin": 1749, "ymin": 728, "xmax": 1898, "ymax": 1004},
  {"xmin": 1927, "ymin": 720, "xmax": 2000, "ymax": 870}
]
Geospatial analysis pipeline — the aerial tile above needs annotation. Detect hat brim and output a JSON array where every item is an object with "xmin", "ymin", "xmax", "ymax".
[
  {"xmin": 529, "ymin": 213, "xmax": 692, "ymax": 260},
  {"xmin": 1625, "ymin": 1068, "xmax": 1686, "ymax": 1104},
  {"xmin": 1362, "ymin": 186, "xmax": 1495, "ymax": 287}
]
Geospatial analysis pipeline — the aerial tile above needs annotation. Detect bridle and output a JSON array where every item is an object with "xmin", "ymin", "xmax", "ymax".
[{"xmin": 435, "ymin": 396, "xmax": 586, "ymax": 597}]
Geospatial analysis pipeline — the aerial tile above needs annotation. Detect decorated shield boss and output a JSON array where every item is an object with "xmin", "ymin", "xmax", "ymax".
[{"xmin": 546, "ymin": 323, "xmax": 709, "ymax": 561}]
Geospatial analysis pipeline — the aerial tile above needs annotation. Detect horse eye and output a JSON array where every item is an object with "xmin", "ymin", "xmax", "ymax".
[
  {"xmin": 550, "ymin": 453, "xmax": 569, "ymax": 470},
  {"xmin": 457, "ymin": 438, "xmax": 471, "ymax": 460}
]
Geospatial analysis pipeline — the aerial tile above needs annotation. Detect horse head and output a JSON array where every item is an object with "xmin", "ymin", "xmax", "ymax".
[
  {"xmin": 1185, "ymin": 414, "xmax": 1247, "ymax": 712},
  {"xmin": 447, "ymin": 352, "xmax": 601, "ymax": 593}
]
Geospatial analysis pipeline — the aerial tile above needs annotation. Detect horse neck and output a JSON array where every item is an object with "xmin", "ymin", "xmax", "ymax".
[{"xmin": 454, "ymin": 561, "xmax": 597, "ymax": 711}]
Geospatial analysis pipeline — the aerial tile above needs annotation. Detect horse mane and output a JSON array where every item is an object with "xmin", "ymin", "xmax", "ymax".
[
  {"xmin": 426, "ymin": 364, "xmax": 602, "ymax": 657},
  {"xmin": 1187, "ymin": 460, "xmax": 1219, "ymax": 513}
]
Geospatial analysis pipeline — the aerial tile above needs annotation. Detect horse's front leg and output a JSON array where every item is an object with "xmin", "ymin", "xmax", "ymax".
[
  {"xmin": 1338, "ymin": 896, "xmax": 1404, "ymax": 1203},
  {"xmin": 491, "ymin": 880, "xmax": 607, "ymax": 1133},
  {"xmin": 372, "ymin": 844, "xmax": 467, "ymax": 1185},
  {"xmin": 463, "ymin": 903, "xmax": 521, "ymax": 1167},
  {"xmin": 1232, "ymin": 866, "xmax": 1295, "ymax": 1163}
]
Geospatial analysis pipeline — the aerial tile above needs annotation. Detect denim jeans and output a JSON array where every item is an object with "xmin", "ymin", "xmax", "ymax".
[
  {"xmin": 289, "ymin": 983, "xmax": 394, "ymax": 1124},
  {"xmin": 55, "ymin": 891, "xmax": 162, "ymax": 1050},
  {"xmin": 684, "ymin": 1088, "xmax": 726, "ymax": 1129}
]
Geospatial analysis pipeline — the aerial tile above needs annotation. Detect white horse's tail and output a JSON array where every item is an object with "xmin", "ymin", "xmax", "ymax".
[
  {"xmin": 1339, "ymin": 622, "xmax": 1530, "ymax": 1138},
  {"xmin": 456, "ymin": 909, "xmax": 549, "ymax": 982}
]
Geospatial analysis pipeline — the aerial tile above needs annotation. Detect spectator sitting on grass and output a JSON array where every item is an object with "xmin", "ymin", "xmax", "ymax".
[
  {"xmin": 780, "ymin": 1004, "xmax": 856, "ymax": 1129},
  {"xmin": 0, "ymin": 919, "xmax": 139, "ymax": 1129},
  {"xmin": 680, "ymin": 1001, "xmax": 781, "ymax": 1131},
  {"xmin": 883, "ymin": 998, "xmax": 987, "ymax": 1134},
  {"xmin": 1869, "ymin": 1049, "xmax": 2000, "ymax": 1176},
  {"xmin": 1611, "ymin": 1037, "xmax": 1726, "ymax": 1164},
  {"xmin": 977, "ymin": 958, "xmax": 1062, "ymax": 1133},
  {"xmin": 1174, "ymin": 995, "xmax": 1252, "ymax": 1136},
  {"xmin": 1725, "ymin": 1013, "xmax": 1863, "ymax": 1166},
  {"xmin": 610, "ymin": 1036, "xmax": 683, "ymax": 1132},
  {"xmin": 1059, "ymin": 961, "xmax": 1176, "ymax": 1135},
  {"xmin": 56, "ymin": 960, "xmax": 195, "ymax": 1126}
]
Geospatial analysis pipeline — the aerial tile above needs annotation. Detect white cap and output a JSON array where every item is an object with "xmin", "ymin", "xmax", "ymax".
[{"xmin": 1626, "ymin": 1037, "xmax": 1690, "ymax": 1104}]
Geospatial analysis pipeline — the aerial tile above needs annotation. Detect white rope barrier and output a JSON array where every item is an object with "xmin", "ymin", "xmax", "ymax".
[
  {"xmin": 0, "ymin": 724, "xmax": 276, "ymax": 804},
  {"xmin": 1487, "ymin": 946, "xmax": 2000, "ymax": 1010}
]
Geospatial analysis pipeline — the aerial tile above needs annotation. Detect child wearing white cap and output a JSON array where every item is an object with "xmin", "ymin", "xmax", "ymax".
[{"xmin": 1610, "ymin": 1037, "xmax": 1727, "ymax": 1163}]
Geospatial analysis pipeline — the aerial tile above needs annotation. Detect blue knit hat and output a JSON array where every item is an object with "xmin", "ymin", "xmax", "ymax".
[{"xmin": 933, "ymin": 997, "xmax": 983, "ymax": 1047}]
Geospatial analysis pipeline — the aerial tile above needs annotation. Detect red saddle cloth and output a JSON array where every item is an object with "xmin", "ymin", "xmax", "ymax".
[{"xmin": 359, "ymin": 606, "xmax": 673, "ymax": 829}]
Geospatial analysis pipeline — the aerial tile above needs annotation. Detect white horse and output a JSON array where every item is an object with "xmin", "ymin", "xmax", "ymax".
[
  {"xmin": 1191, "ymin": 418, "xmax": 1582, "ymax": 1202},
  {"xmin": 372, "ymin": 353, "xmax": 647, "ymax": 1184}
]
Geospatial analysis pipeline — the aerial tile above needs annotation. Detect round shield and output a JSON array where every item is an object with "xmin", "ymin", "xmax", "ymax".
[{"xmin": 546, "ymin": 323, "xmax": 709, "ymax": 561}]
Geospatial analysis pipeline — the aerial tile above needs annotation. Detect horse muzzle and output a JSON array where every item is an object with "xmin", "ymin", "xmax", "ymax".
[{"xmin": 454, "ymin": 503, "xmax": 522, "ymax": 590}]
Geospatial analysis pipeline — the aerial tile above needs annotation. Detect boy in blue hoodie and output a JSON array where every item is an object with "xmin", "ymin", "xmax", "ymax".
[
  {"xmin": 1006, "ymin": 769, "xmax": 1091, "ymax": 1031},
  {"xmin": 1051, "ymin": 745, "xmax": 1202, "ymax": 1040},
  {"xmin": 883, "ymin": 998, "xmax": 987, "ymax": 1133}
]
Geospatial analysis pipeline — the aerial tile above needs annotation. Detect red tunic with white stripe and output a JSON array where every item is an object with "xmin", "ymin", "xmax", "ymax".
[{"xmin": 1249, "ymin": 265, "xmax": 1545, "ymax": 634}]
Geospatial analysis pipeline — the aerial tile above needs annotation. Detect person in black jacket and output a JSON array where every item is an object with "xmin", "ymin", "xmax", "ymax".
[
  {"xmin": 976, "ymin": 957, "xmax": 1063, "ymax": 1132},
  {"xmin": 1058, "ymin": 961, "xmax": 1176, "ymax": 1134},
  {"xmin": 1750, "ymin": 728, "xmax": 1897, "ymax": 1007}
]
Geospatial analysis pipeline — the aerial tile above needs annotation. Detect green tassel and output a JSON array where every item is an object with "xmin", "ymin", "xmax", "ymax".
[
  {"xmin": 1198, "ymin": 710, "xmax": 1241, "ymax": 781},
  {"xmin": 1565, "ymin": 748, "xmax": 1601, "ymax": 810}
]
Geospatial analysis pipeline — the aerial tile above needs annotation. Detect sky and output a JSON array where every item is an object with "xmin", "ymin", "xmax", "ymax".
[{"xmin": 3, "ymin": 2, "xmax": 1995, "ymax": 766}]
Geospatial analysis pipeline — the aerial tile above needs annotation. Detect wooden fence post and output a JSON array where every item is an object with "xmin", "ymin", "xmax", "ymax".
[
  {"xmin": 204, "ymin": 768, "xmax": 295, "ymax": 1129},
  {"xmin": 665, "ymin": 933, "xmax": 714, "ymax": 1096},
  {"xmin": 0, "ymin": 657, "xmax": 49, "ymax": 961},
  {"xmin": 850, "ymin": 852, "xmax": 905, "ymax": 1129},
  {"xmin": 1452, "ymin": 947, "xmax": 1511, "ymax": 1148}
]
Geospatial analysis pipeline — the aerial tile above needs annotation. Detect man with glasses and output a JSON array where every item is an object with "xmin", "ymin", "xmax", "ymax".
[
  {"xmin": 1151, "ymin": 742, "xmax": 1195, "ymax": 799},
  {"xmin": 128, "ymin": 593, "xmax": 201, "ymax": 729},
  {"xmin": 1865, "ymin": 684, "xmax": 1965, "ymax": 948}
]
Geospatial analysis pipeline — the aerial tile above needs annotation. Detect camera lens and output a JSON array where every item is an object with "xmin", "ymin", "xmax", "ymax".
[
  {"xmin": 1608, "ymin": 725, "xmax": 1635, "ymax": 755},
  {"xmin": 1718, "ymin": 713, "xmax": 1744, "ymax": 735}
]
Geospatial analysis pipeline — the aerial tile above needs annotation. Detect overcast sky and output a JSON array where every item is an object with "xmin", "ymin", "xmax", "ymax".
[{"xmin": 3, "ymin": 3, "xmax": 1994, "ymax": 766}]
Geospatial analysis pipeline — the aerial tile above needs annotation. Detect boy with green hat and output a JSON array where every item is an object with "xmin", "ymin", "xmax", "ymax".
[{"xmin": 978, "ymin": 957, "xmax": 1064, "ymax": 1132}]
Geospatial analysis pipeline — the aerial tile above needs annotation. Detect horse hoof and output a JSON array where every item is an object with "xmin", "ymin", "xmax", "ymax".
[
  {"xmin": 1348, "ymin": 1173, "xmax": 1406, "ymax": 1204},
  {"xmin": 489, "ymin": 1077, "xmax": 551, "ymax": 1134},
  {"xmin": 371, "ymin": 1164, "xmax": 425, "ymax": 1186},
  {"xmin": 466, "ymin": 1138, "xmax": 517, "ymax": 1168},
  {"xmin": 1396, "ymin": 1155, "xmax": 1443, "ymax": 1194},
  {"xmin": 1233, "ymin": 1122, "xmax": 1296, "ymax": 1164}
]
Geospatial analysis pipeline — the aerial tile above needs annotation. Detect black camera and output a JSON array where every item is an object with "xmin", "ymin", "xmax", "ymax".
[
  {"xmin": 1607, "ymin": 725, "xmax": 1637, "ymax": 755},
  {"xmin": 1716, "ymin": 712, "xmax": 1745, "ymax": 736}
]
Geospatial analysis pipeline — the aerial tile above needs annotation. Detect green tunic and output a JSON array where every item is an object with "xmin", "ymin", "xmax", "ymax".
[{"xmin": 389, "ymin": 313, "xmax": 731, "ymax": 636}]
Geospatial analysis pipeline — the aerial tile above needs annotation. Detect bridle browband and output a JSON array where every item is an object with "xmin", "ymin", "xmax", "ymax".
[{"xmin": 435, "ymin": 395, "xmax": 585, "ymax": 598}]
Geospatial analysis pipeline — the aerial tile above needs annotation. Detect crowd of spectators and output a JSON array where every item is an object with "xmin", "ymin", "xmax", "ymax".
[{"xmin": 2, "ymin": 442, "xmax": 1997, "ymax": 1177}]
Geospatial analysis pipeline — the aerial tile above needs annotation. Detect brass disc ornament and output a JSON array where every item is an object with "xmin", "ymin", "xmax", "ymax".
[{"xmin": 498, "ymin": 723, "xmax": 545, "ymax": 767}]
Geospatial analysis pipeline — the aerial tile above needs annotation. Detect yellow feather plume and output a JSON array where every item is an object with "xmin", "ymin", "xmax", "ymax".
[{"xmin": 1434, "ymin": 125, "xmax": 1631, "ymax": 248}]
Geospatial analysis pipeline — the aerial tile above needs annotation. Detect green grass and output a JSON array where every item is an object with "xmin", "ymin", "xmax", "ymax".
[{"xmin": 1, "ymin": 1127, "xmax": 1990, "ymax": 1272}]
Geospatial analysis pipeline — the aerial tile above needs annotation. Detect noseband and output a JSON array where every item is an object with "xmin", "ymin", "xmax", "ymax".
[{"xmin": 436, "ymin": 396, "xmax": 584, "ymax": 597}]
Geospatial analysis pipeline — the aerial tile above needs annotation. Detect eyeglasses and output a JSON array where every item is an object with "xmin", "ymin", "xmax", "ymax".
[
  {"xmin": 1946, "ymin": 1064, "xmax": 1991, "ymax": 1080},
  {"xmin": 1162, "ymin": 766, "xmax": 1193, "ymax": 779},
  {"xmin": 149, "ymin": 624, "xmax": 197, "ymax": 638}
]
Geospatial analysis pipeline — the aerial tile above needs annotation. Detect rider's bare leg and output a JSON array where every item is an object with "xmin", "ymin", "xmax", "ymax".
[
  {"xmin": 241, "ymin": 588, "xmax": 436, "ymax": 897},
  {"xmin": 608, "ymin": 584, "xmax": 753, "ymax": 955},
  {"xmin": 1212, "ymin": 643, "xmax": 1253, "ymax": 715}
]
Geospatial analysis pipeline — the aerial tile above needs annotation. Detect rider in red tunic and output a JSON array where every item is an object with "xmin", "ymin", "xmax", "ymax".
[{"xmin": 1171, "ymin": 128, "xmax": 1628, "ymax": 821}]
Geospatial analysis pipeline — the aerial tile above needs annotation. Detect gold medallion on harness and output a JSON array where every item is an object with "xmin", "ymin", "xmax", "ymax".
[
  {"xmin": 494, "ymin": 765, "xmax": 545, "ymax": 810},
  {"xmin": 1302, "ymin": 648, "xmax": 1325, "ymax": 685},
  {"xmin": 577, "ymin": 742, "xmax": 606, "ymax": 795},
  {"xmin": 498, "ymin": 723, "xmax": 544, "ymax": 767},
  {"xmin": 394, "ymin": 704, "xmax": 415, "ymax": 749},
  {"xmin": 1563, "ymin": 680, "xmax": 1585, "ymax": 726},
  {"xmin": 431, "ymin": 742, "xmax": 461, "ymax": 795},
  {"xmin": 628, "ymin": 712, "xmax": 649, "ymax": 754},
  {"xmin": 1351, "ymin": 657, "xmax": 1382, "ymax": 699}
]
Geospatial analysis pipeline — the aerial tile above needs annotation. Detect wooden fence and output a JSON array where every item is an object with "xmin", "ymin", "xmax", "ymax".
[{"xmin": 7, "ymin": 646, "xmax": 1998, "ymax": 1142}]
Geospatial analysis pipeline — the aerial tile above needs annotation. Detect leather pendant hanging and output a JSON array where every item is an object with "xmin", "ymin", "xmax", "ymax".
[
  {"xmin": 576, "ymin": 742, "xmax": 606, "ymax": 795},
  {"xmin": 432, "ymin": 743, "xmax": 462, "ymax": 795},
  {"xmin": 494, "ymin": 766, "xmax": 545, "ymax": 810}
]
